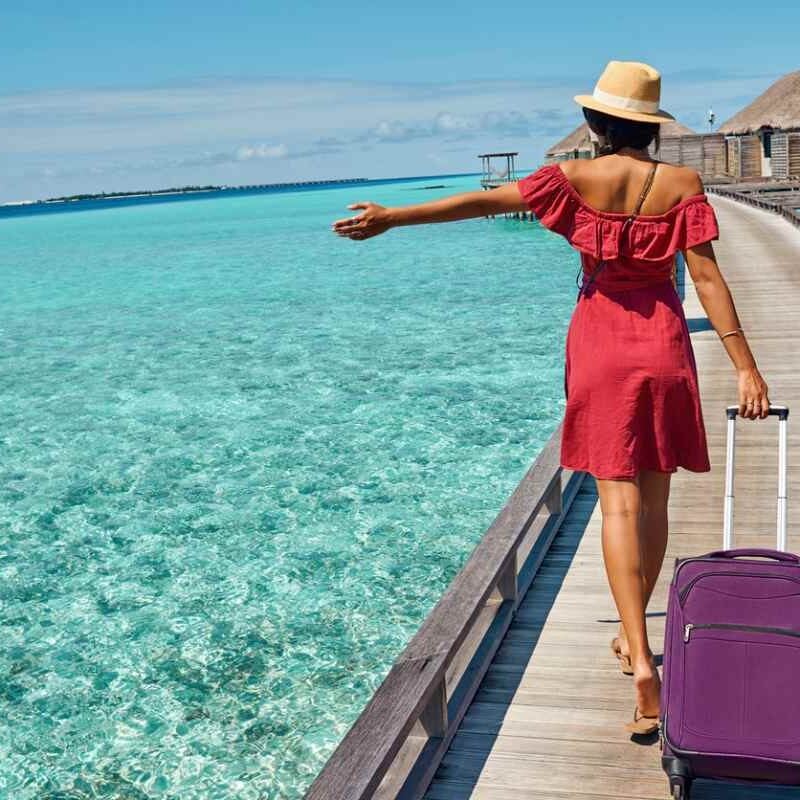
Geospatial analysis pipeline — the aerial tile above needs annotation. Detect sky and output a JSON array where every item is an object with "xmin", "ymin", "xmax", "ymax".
[{"xmin": 1, "ymin": 1, "xmax": 799, "ymax": 202}]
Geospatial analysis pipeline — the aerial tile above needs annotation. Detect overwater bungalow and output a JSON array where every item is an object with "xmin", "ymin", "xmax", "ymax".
[
  {"xmin": 544, "ymin": 123, "xmax": 595, "ymax": 161},
  {"xmin": 718, "ymin": 69, "xmax": 800, "ymax": 179},
  {"xmin": 543, "ymin": 118, "xmax": 731, "ymax": 181}
]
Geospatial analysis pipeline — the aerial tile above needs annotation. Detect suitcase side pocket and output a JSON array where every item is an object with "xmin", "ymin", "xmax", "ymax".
[{"xmin": 682, "ymin": 625, "xmax": 800, "ymax": 757}]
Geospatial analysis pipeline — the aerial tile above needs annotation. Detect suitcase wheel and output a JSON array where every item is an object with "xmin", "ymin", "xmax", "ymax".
[
  {"xmin": 662, "ymin": 755, "xmax": 692, "ymax": 800},
  {"xmin": 671, "ymin": 783, "xmax": 688, "ymax": 800}
]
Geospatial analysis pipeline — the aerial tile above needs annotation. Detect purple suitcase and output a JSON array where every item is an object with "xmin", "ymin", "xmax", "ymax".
[{"xmin": 661, "ymin": 404, "xmax": 796, "ymax": 799}]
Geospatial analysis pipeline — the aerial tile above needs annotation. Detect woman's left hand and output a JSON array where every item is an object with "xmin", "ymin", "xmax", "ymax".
[
  {"xmin": 737, "ymin": 366, "xmax": 770, "ymax": 420},
  {"xmin": 331, "ymin": 202, "xmax": 392, "ymax": 241}
]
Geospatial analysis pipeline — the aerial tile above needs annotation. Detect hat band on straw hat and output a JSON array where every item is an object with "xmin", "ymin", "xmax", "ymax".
[{"xmin": 591, "ymin": 87, "xmax": 659, "ymax": 114}]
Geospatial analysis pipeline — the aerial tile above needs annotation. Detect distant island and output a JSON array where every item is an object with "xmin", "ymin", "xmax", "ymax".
[
  {"xmin": 3, "ymin": 177, "xmax": 369, "ymax": 207},
  {"xmin": 46, "ymin": 185, "xmax": 222, "ymax": 202}
]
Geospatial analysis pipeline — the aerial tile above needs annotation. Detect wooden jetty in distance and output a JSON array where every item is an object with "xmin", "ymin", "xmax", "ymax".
[
  {"xmin": 478, "ymin": 152, "xmax": 533, "ymax": 221},
  {"xmin": 707, "ymin": 179, "xmax": 800, "ymax": 228},
  {"xmin": 305, "ymin": 194, "xmax": 800, "ymax": 799}
]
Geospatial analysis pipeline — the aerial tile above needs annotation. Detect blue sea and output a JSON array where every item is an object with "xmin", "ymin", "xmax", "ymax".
[{"xmin": 0, "ymin": 173, "xmax": 577, "ymax": 799}]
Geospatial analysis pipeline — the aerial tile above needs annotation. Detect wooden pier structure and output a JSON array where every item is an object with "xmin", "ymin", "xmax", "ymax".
[
  {"xmin": 707, "ymin": 180, "xmax": 800, "ymax": 228},
  {"xmin": 305, "ymin": 195, "xmax": 800, "ymax": 800},
  {"xmin": 478, "ymin": 153, "xmax": 534, "ymax": 221}
]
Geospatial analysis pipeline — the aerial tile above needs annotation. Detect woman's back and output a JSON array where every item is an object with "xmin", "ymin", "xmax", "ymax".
[
  {"xmin": 515, "ymin": 158, "xmax": 719, "ymax": 293},
  {"xmin": 559, "ymin": 154, "xmax": 703, "ymax": 218}
]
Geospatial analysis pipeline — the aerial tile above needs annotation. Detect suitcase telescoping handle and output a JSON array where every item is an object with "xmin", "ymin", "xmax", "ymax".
[{"xmin": 723, "ymin": 404, "xmax": 789, "ymax": 552}]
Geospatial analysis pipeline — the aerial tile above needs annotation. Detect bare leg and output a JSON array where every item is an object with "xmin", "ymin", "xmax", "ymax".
[
  {"xmin": 596, "ymin": 473, "xmax": 660, "ymax": 717},
  {"xmin": 617, "ymin": 469, "xmax": 672, "ymax": 658}
]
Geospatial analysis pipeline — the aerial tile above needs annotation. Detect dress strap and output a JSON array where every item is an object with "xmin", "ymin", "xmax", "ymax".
[
  {"xmin": 575, "ymin": 161, "xmax": 660, "ymax": 300},
  {"xmin": 630, "ymin": 161, "xmax": 658, "ymax": 219}
]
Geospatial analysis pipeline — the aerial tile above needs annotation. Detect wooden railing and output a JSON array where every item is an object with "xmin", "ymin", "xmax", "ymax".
[
  {"xmin": 707, "ymin": 185, "xmax": 800, "ymax": 228},
  {"xmin": 305, "ymin": 424, "xmax": 585, "ymax": 800}
]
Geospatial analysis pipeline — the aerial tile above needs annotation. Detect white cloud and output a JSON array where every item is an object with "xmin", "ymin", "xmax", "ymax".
[
  {"xmin": 235, "ymin": 143, "xmax": 289, "ymax": 161},
  {"xmin": 0, "ymin": 70, "xmax": 786, "ymax": 202}
]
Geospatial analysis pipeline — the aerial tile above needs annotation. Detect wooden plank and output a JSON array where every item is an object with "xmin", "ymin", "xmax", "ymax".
[
  {"xmin": 740, "ymin": 134, "xmax": 763, "ymax": 177},
  {"xmin": 789, "ymin": 133, "xmax": 800, "ymax": 178},
  {"xmin": 678, "ymin": 134, "xmax": 704, "ymax": 172},
  {"xmin": 726, "ymin": 137, "xmax": 740, "ymax": 178},
  {"xmin": 655, "ymin": 135, "xmax": 681, "ymax": 165},
  {"xmin": 702, "ymin": 133, "xmax": 727, "ymax": 179},
  {"xmin": 772, "ymin": 132, "xmax": 789, "ymax": 179}
]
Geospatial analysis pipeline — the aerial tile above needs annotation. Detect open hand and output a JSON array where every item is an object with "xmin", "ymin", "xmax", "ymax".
[
  {"xmin": 331, "ymin": 202, "xmax": 391, "ymax": 241},
  {"xmin": 738, "ymin": 366, "xmax": 770, "ymax": 419}
]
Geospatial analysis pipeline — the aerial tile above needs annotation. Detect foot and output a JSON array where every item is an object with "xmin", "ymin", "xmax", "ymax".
[
  {"xmin": 632, "ymin": 656, "xmax": 661, "ymax": 720},
  {"xmin": 611, "ymin": 627, "xmax": 633, "ymax": 675},
  {"xmin": 616, "ymin": 625, "xmax": 631, "ymax": 660},
  {"xmin": 625, "ymin": 704, "xmax": 660, "ymax": 735},
  {"xmin": 623, "ymin": 656, "xmax": 661, "ymax": 735}
]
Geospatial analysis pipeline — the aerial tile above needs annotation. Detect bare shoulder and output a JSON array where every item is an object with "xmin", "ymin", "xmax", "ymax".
[
  {"xmin": 557, "ymin": 158, "xmax": 579, "ymax": 179},
  {"xmin": 558, "ymin": 157, "xmax": 602, "ymax": 184},
  {"xmin": 657, "ymin": 162, "xmax": 705, "ymax": 198}
]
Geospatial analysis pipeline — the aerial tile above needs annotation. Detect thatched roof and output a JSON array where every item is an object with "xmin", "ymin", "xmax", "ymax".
[
  {"xmin": 719, "ymin": 70, "xmax": 800, "ymax": 134},
  {"xmin": 660, "ymin": 118, "xmax": 696, "ymax": 138},
  {"xmin": 546, "ymin": 123, "xmax": 593, "ymax": 156},
  {"xmin": 546, "ymin": 118, "xmax": 695, "ymax": 156}
]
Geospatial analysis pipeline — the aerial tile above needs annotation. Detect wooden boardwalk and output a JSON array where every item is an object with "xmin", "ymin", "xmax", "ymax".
[
  {"xmin": 708, "ymin": 182, "xmax": 800, "ymax": 228},
  {"xmin": 424, "ymin": 196, "xmax": 800, "ymax": 800}
]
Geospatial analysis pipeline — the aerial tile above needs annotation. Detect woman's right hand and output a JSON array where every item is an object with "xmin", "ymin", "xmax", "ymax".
[
  {"xmin": 737, "ymin": 365, "xmax": 770, "ymax": 419},
  {"xmin": 331, "ymin": 202, "xmax": 392, "ymax": 241}
]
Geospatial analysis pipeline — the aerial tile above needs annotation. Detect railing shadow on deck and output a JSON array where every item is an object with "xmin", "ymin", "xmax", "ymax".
[{"xmin": 304, "ymin": 423, "xmax": 587, "ymax": 800}]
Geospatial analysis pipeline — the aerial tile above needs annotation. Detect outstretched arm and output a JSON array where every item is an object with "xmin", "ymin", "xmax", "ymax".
[
  {"xmin": 331, "ymin": 181, "xmax": 528, "ymax": 240},
  {"xmin": 683, "ymin": 241, "xmax": 770, "ymax": 419}
]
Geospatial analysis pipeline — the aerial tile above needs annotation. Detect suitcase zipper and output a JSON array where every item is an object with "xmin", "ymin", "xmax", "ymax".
[
  {"xmin": 678, "ymin": 570, "xmax": 800, "ymax": 605},
  {"xmin": 673, "ymin": 556, "xmax": 799, "ymax": 591},
  {"xmin": 684, "ymin": 621, "xmax": 800, "ymax": 642}
]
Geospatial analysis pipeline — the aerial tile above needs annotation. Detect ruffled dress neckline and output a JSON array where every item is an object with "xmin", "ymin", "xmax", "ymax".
[
  {"xmin": 549, "ymin": 162, "xmax": 711, "ymax": 220},
  {"xmin": 516, "ymin": 164, "xmax": 720, "ymax": 279}
]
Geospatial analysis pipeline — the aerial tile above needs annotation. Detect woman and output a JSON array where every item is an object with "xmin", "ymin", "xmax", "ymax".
[{"xmin": 331, "ymin": 60, "xmax": 770, "ymax": 734}]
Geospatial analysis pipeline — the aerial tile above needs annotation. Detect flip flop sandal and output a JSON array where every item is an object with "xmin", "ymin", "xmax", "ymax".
[
  {"xmin": 610, "ymin": 636, "xmax": 634, "ymax": 675},
  {"xmin": 625, "ymin": 705, "xmax": 660, "ymax": 735}
]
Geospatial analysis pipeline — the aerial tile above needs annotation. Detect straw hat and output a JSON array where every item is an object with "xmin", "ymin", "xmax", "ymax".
[{"xmin": 574, "ymin": 60, "xmax": 675, "ymax": 124}]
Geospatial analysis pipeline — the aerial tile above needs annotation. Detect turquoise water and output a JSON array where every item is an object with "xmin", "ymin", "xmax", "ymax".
[{"xmin": 0, "ymin": 175, "xmax": 577, "ymax": 799}]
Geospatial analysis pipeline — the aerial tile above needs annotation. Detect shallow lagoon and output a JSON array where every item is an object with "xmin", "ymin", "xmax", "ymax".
[{"xmin": 0, "ymin": 174, "xmax": 576, "ymax": 798}]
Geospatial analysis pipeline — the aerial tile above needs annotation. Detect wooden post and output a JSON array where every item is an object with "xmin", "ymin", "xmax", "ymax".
[
  {"xmin": 545, "ymin": 475, "xmax": 562, "ymax": 515},
  {"xmin": 497, "ymin": 553, "xmax": 518, "ymax": 604},
  {"xmin": 418, "ymin": 680, "xmax": 447, "ymax": 739}
]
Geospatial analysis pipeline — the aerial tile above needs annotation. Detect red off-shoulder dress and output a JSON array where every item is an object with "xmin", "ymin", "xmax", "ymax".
[{"xmin": 517, "ymin": 163, "xmax": 720, "ymax": 480}]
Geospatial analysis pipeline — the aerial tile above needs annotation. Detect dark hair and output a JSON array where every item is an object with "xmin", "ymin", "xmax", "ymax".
[{"xmin": 582, "ymin": 107, "xmax": 660, "ymax": 156}]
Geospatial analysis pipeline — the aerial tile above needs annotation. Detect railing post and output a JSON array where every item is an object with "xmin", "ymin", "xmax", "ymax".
[
  {"xmin": 418, "ymin": 679, "xmax": 447, "ymax": 739},
  {"xmin": 545, "ymin": 474, "xmax": 563, "ymax": 516},
  {"xmin": 498, "ymin": 553, "xmax": 518, "ymax": 606}
]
